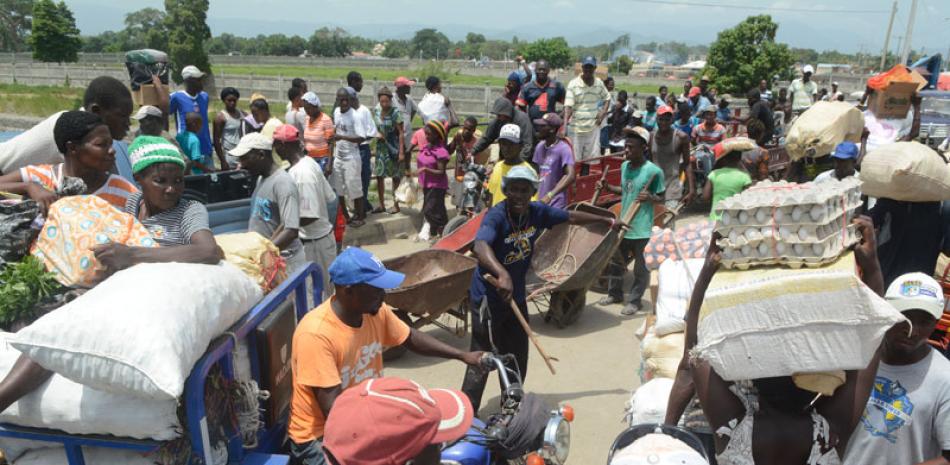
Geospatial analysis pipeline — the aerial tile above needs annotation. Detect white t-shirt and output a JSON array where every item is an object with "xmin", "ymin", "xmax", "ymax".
[
  {"xmin": 0, "ymin": 112, "xmax": 64, "ymax": 175},
  {"xmin": 333, "ymin": 107, "xmax": 375, "ymax": 160},
  {"xmin": 790, "ymin": 79, "xmax": 818, "ymax": 111},
  {"xmin": 288, "ymin": 156, "xmax": 335, "ymax": 240},
  {"xmin": 843, "ymin": 350, "xmax": 950, "ymax": 465}
]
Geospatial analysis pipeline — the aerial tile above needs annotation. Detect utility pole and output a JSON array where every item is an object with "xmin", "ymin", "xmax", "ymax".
[
  {"xmin": 895, "ymin": 35, "xmax": 904, "ymax": 64},
  {"xmin": 900, "ymin": 0, "xmax": 919, "ymax": 66},
  {"xmin": 880, "ymin": 1, "xmax": 897, "ymax": 70}
]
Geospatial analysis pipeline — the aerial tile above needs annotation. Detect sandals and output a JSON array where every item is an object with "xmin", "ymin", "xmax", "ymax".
[
  {"xmin": 348, "ymin": 219, "xmax": 366, "ymax": 228},
  {"xmin": 371, "ymin": 206, "xmax": 386, "ymax": 214},
  {"xmin": 387, "ymin": 207, "xmax": 401, "ymax": 214}
]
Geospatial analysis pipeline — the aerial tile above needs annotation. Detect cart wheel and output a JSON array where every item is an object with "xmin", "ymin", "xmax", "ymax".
[
  {"xmin": 445, "ymin": 214, "xmax": 469, "ymax": 235},
  {"xmin": 547, "ymin": 289, "xmax": 587, "ymax": 329},
  {"xmin": 383, "ymin": 310, "xmax": 414, "ymax": 361}
]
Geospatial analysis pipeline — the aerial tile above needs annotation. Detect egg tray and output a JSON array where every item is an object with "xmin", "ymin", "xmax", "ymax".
[
  {"xmin": 718, "ymin": 224, "xmax": 860, "ymax": 270},
  {"xmin": 722, "ymin": 210, "xmax": 859, "ymax": 246},
  {"xmin": 716, "ymin": 178, "xmax": 863, "ymax": 229}
]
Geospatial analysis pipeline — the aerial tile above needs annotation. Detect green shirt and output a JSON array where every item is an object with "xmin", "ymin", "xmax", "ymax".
[
  {"xmin": 708, "ymin": 167, "xmax": 752, "ymax": 221},
  {"xmin": 620, "ymin": 160, "xmax": 665, "ymax": 240}
]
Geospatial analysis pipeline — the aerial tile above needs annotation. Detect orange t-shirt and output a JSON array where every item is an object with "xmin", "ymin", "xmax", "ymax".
[
  {"xmin": 304, "ymin": 113, "xmax": 335, "ymax": 159},
  {"xmin": 19, "ymin": 163, "xmax": 138, "ymax": 211},
  {"xmin": 288, "ymin": 297, "xmax": 411, "ymax": 443}
]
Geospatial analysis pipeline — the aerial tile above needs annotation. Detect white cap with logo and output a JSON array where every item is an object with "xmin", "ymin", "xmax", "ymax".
[
  {"xmin": 498, "ymin": 123, "xmax": 521, "ymax": 143},
  {"xmin": 885, "ymin": 272, "xmax": 945, "ymax": 320}
]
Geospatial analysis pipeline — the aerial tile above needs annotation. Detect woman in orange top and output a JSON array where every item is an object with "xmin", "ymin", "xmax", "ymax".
[{"xmin": 0, "ymin": 111, "xmax": 137, "ymax": 213}]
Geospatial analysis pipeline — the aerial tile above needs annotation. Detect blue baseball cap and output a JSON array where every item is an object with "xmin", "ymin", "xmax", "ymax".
[
  {"xmin": 328, "ymin": 247, "xmax": 405, "ymax": 289},
  {"xmin": 831, "ymin": 141, "xmax": 859, "ymax": 160},
  {"xmin": 581, "ymin": 56, "xmax": 597, "ymax": 67}
]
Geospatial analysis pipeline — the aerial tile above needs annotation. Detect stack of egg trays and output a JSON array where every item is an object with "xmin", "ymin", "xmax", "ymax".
[{"xmin": 714, "ymin": 178, "xmax": 863, "ymax": 270}]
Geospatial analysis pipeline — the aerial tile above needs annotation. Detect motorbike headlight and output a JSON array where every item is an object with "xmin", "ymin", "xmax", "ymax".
[
  {"xmin": 464, "ymin": 180, "xmax": 479, "ymax": 189},
  {"xmin": 541, "ymin": 416, "xmax": 571, "ymax": 465}
]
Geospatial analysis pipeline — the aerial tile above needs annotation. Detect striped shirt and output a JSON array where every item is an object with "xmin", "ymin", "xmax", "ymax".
[
  {"xmin": 565, "ymin": 76, "xmax": 610, "ymax": 134},
  {"xmin": 692, "ymin": 123, "xmax": 726, "ymax": 148},
  {"xmin": 304, "ymin": 113, "xmax": 335, "ymax": 158},
  {"xmin": 20, "ymin": 164, "xmax": 137, "ymax": 210},
  {"xmin": 124, "ymin": 191, "xmax": 210, "ymax": 246}
]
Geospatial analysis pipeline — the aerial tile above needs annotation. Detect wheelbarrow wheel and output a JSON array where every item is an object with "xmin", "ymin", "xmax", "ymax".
[
  {"xmin": 444, "ymin": 214, "xmax": 469, "ymax": 235},
  {"xmin": 547, "ymin": 288, "xmax": 586, "ymax": 329},
  {"xmin": 383, "ymin": 310, "xmax": 415, "ymax": 361}
]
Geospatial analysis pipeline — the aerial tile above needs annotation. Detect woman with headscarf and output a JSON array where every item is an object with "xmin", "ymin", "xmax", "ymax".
[
  {"xmin": 0, "ymin": 111, "xmax": 138, "ymax": 214},
  {"xmin": 416, "ymin": 120, "xmax": 451, "ymax": 240}
]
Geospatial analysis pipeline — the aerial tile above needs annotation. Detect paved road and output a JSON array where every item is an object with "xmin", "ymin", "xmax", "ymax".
[{"xmin": 364, "ymin": 238, "xmax": 650, "ymax": 465}]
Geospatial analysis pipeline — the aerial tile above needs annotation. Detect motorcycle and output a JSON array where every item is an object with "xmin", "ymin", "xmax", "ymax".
[
  {"xmin": 445, "ymin": 160, "xmax": 489, "ymax": 235},
  {"xmin": 441, "ymin": 353, "xmax": 574, "ymax": 465},
  {"xmin": 689, "ymin": 144, "xmax": 715, "ymax": 194},
  {"xmin": 607, "ymin": 424, "xmax": 710, "ymax": 465}
]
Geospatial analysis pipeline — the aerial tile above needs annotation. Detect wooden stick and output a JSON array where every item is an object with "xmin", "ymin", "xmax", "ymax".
[
  {"xmin": 589, "ymin": 163, "xmax": 610, "ymax": 206},
  {"xmin": 483, "ymin": 274, "xmax": 558, "ymax": 375}
]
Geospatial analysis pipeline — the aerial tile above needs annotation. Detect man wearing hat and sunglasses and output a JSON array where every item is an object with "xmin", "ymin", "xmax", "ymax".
[{"xmin": 289, "ymin": 247, "xmax": 486, "ymax": 465}]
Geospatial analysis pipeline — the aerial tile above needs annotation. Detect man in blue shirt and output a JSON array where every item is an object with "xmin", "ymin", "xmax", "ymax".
[
  {"xmin": 169, "ymin": 65, "xmax": 212, "ymax": 163},
  {"xmin": 461, "ymin": 166, "xmax": 622, "ymax": 412}
]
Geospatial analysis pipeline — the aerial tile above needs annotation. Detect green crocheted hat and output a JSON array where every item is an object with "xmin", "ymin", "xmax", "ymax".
[{"xmin": 128, "ymin": 135, "xmax": 185, "ymax": 175}]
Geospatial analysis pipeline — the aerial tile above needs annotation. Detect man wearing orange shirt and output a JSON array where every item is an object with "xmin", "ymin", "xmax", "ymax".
[
  {"xmin": 288, "ymin": 247, "xmax": 485, "ymax": 465},
  {"xmin": 301, "ymin": 92, "xmax": 335, "ymax": 175}
]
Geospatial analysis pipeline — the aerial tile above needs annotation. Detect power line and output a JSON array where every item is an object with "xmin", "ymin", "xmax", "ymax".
[{"xmin": 626, "ymin": 0, "xmax": 889, "ymax": 14}]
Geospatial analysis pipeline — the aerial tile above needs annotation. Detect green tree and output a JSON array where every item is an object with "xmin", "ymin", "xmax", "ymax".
[
  {"xmin": 521, "ymin": 37, "xmax": 573, "ymax": 69},
  {"xmin": 461, "ymin": 32, "xmax": 486, "ymax": 59},
  {"xmin": 30, "ymin": 0, "xmax": 80, "ymax": 62},
  {"xmin": 791, "ymin": 47, "xmax": 819, "ymax": 65},
  {"xmin": 308, "ymin": 27, "xmax": 350, "ymax": 57},
  {"xmin": 704, "ymin": 15, "xmax": 794, "ymax": 95},
  {"xmin": 410, "ymin": 28, "xmax": 450, "ymax": 59},
  {"xmin": 123, "ymin": 7, "xmax": 167, "ymax": 51},
  {"xmin": 382, "ymin": 39, "xmax": 411, "ymax": 59},
  {"xmin": 615, "ymin": 55, "xmax": 633, "ymax": 75},
  {"xmin": 164, "ymin": 0, "xmax": 211, "ymax": 83},
  {"xmin": 0, "ymin": 0, "xmax": 33, "ymax": 52}
]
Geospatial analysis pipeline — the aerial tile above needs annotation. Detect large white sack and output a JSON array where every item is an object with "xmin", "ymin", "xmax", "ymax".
[
  {"xmin": 624, "ymin": 378, "xmax": 674, "ymax": 426},
  {"xmin": 695, "ymin": 253, "xmax": 904, "ymax": 381},
  {"xmin": 859, "ymin": 141, "xmax": 950, "ymax": 202},
  {"xmin": 785, "ymin": 102, "xmax": 865, "ymax": 160},
  {"xmin": 0, "ymin": 333, "xmax": 179, "ymax": 443},
  {"xmin": 10, "ymin": 262, "xmax": 262, "ymax": 400},
  {"xmin": 654, "ymin": 259, "xmax": 704, "ymax": 336},
  {"xmin": 13, "ymin": 447, "xmax": 155, "ymax": 465}
]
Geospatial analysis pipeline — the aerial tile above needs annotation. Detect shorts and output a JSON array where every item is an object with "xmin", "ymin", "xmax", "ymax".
[
  {"xmin": 330, "ymin": 156, "xmax": 363, "ymax": 199},
  {"xmin": 290, "ymin": 438, "xmax": 326, "ymax": 465},
  {"xmin": 572, "ymin": 130, "xmax": 600, "ymax": 161}
]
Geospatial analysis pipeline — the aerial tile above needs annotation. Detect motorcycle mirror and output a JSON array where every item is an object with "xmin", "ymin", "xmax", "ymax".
[{"xmin": 560, "ymin": 404, "xmax": 575, "ymax": 423}]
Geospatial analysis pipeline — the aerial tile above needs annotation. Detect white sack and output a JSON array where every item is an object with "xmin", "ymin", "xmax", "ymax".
[
  {"xmin": 785, "ymin": 101, "xmax": 865, "ymax": 160},
  {"xmin": 860, "ymin": 141, "xmax": 950, "ymax": 202},
  {"xmin": 625, "ymin": 378, "xmax": 674, "ymax": 426},
  {"xmin": 10, "ymin": 262, "xmax": 262, "ymax": 400},
  {"xmin": 654, "ymin": 259, "xmax": 704, "ymax": 336}
]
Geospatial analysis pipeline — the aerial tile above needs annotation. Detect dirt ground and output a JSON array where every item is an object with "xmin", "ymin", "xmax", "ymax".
[{"xmin": 364, "ymin": 238, "xmax": 652, "ymax": 465}]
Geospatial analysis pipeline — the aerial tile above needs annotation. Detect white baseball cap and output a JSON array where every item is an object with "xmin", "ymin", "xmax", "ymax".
[
  {"xmin": 498, "ymin": 123, "xmax": 521, "ymax": 143},
  {"xmin": 132, "ymin": 105, "xmax": 163, "ymax": 120},
  {"xmin": 502, "ymin": 165, "xmax": 539, "ymax": 190},
  {"xmin": 181, "ymin": 65, "xmax": 205, "ymax": 80},
  {"xmin": 802, "ymin": 64, "xmax": 815, "ymax": 74},
  {"xmin": 885, "ymin": 272, "xmax": 945, "ymax": 320},
  {"xmin": 301, "ymin": 91, "xmax": 321, "ymax": 107},
  {"xmin": 229, "ymin": 132, "xmax": 273, "ymax": 158}
]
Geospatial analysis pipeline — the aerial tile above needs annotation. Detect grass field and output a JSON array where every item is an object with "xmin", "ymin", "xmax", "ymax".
[{"xmin": 0, "ymin": 83, "xmax": 84, "ymax": 116}]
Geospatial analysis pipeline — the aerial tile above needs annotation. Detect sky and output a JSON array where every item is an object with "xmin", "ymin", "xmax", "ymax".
[{"xmin": 66, "ymin": 0, "xmax": 948, "ymax": 56}]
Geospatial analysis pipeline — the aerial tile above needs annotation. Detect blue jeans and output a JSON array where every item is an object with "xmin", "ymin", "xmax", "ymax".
[
  {"xmin": 599, "ymin": 126, "xmax": 611, "ymax": 154},
  {"xmin": 359, "ymin": 144, "xmax": 373, "ymax": 210}
]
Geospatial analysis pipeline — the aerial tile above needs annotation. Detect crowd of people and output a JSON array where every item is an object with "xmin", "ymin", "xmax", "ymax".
[{"xmin": 1, "ymin": 55, "xmax": 949, "ymax": 465}]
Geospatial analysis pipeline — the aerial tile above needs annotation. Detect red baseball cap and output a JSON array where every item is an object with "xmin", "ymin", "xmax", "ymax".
[
  {"xmin": 394, "ymin": 76, "xmax": 415, "ymax": 88},
  {"xmin": 657, "ymin": 105, "xmax": 674, "ymax": 116},
  {"xmin": 272, "ymin": 124, "xmax": 299, "ymax": 143},
  {"xmin": 688, "ymin": 87, "xmax": 702, "ymax": 98},
  {"xmin": 323, "ymin": 377, "xmax": 473, "ymax": 465}
]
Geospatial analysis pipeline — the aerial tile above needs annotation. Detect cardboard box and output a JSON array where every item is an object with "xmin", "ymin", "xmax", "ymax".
[
  {"xmin": 133, "ymin": 83, "xmax": 168, "ymax": 107},
  {"xmin": 868, "ymin": 81, "xmax": 918, "ymax": 119}
]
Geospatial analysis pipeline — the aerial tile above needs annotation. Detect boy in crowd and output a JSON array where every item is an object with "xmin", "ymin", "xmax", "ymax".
[
  {"xmin": 178, "ymin": 112, "xmax": 213, "ymax": 175},
  {"xmin": 598, "ymin": 127, "xmax": 665, "ymax": 315},
  {"xmin": 273, "ymin": 124, "xmax": 337, "ymax": 300},
  {"xmin": 485, "ymin": 124, "xmax": 537, "ymax": 206},
  {"xmin": 532, "ymin": 113, "xmax": 574, "ymax": 209},
  {"xmin": 332, "ymin": 88, "xmax": 371, "ymax": 227},
  {"xmin": 230, "ymin": 132, "xmax": 306, "ymax": 272}
]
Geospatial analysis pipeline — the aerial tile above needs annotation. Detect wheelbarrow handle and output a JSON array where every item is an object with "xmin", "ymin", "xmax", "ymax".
[
  {"xmin": 482, "ymin": 274, "xmax": 558, "ymax": 375},
  {"xmin": 589, "ymin": 164, "xmax": 611, "ymax": 206}
]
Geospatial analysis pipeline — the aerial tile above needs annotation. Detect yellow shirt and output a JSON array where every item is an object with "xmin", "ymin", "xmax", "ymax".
[{"xmin": 487, "ymin": 160, "xmax": 539, "ymax": 206}]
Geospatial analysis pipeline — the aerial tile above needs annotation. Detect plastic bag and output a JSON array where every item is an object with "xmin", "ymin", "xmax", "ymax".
[
  {"xmin": 395, "ymin": 178, "xmax": 420, "ymax": 205},
  {"xmin": 216, "ymin": 231, "xmax": 287, "ymax": 292},
  {"xmin": 0, "ymin": 199, "xmax": 40, "ymax": 266},
  {"xmin": 867, "ymin": 65, "xmax": 914, "ymax": 91}
]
